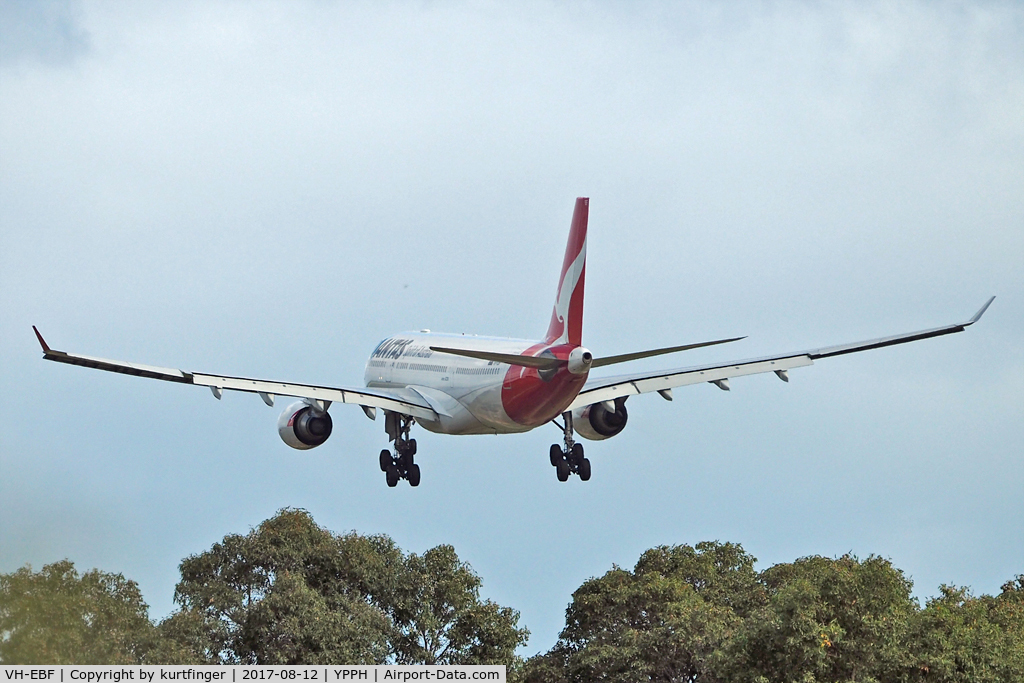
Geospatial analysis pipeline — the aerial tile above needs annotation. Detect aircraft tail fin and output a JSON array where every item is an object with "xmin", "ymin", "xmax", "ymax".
[{"xmin": 545, "ymin": 197, "xmax": 588, "ymax": 345}]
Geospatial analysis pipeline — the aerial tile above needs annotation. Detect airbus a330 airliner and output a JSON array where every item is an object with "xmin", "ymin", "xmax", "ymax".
[{"xmin": 34, "ymin": 198, "xmax": 994, "ymax": 487}]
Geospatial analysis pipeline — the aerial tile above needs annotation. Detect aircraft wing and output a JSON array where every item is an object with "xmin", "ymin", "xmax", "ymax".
[
  {"xmin": 31, "ymin": 328, "xmax": 438, "ymax": 422},
  {"xmin": 568, "ymin": 297, "xmax": 995, "ymax": 410}
]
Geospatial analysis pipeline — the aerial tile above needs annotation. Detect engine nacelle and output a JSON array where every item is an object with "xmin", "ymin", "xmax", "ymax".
[
  {"xmin": 572, "ymin": 398, "xmax": 628, "ymax": 441},
  {"xmin": 277, "ymin": 401, "xmax": 333, "ymax": 450}
]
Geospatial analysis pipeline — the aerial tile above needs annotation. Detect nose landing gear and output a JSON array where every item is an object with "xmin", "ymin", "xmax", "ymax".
[
  {"xmin": 550, "ymin": 411, "xmax": 591, "ymax": 482},
  {"xmin": 381, "ymin": 412, "xmax": 421, "ymax": 487}
]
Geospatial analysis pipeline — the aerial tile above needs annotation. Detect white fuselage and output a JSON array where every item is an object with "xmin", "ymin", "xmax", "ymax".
[{"xmin": 362, "ymin": 332, "xmax": 584, "ymax": 436}]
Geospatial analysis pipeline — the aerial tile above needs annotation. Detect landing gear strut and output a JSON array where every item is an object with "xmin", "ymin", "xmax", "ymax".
[
  {"xmin": 550, "ymin": 411, "xmax": 591, "ymax": 482},
  {"xmin": 381, "ymin": 412, "xmax": 421, "ymax": 487}
]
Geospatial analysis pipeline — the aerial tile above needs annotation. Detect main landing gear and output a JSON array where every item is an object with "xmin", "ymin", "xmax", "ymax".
[
  {"xmin": 381, "ymin": 412, "xmax": 420, "ymax": 487},
  {"xmin": 550, "ymin": 411, "xmax": 591, "ymax": 482}
]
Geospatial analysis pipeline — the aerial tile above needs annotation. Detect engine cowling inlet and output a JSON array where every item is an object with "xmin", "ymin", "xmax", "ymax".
[
  {"xmin": 572, "ymin": 397, "xmax": 628, "ymax": 441},
  {"xmin": 277, "ymin": 401, "xmax": 333, "ymax": 450}
]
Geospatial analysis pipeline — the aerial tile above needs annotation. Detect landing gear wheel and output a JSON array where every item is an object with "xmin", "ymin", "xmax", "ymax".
[
  {"xmin": 382, "ymin": 414, "xmax": 424, "ymax": 488},
  {"xmin": 550, "ymin": 444, "xmax": 563, "ymax": 467},
  {"xmin": 554, "ymin": 410, "xmax": 593, "ymax": 481},
  {"xmin": 570, "ymin": 442, "xmax": 585, "ymax": 466},
  {"xmin": 578, "ymin": 457, "xmax": 592, "ymax": 481}
]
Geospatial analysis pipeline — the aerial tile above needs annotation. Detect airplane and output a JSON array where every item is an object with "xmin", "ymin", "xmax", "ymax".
[{"xmin": 33, "ymin": 197, "xmax": 994, "ymax": 487}]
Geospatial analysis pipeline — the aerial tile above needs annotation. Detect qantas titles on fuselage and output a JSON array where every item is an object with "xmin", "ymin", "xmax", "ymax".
[
  {"xmin": 33, "ymin": 197, "xmax": 993, "ymax": 487},
  {"xmin": 365, "ymin": 332, "xmax": 588, "ymax": 436}
]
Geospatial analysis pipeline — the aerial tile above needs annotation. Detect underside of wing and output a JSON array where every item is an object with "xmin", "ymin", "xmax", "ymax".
[
  {"xmin": 570, "ymin": 297, "xmax": 995, "ymax": 409},
  {"xmin": 32, "ymin": 328, "xmax": 438, "ymax": 421},
  {"xmin": 188, "ymin": 373, "xmax": 437, "ymax": 421}
]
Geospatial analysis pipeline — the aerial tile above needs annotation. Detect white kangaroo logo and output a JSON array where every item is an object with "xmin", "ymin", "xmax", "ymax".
[{"xmin": 552, "ymin": 236, "xmax": 587, "ymax": 344}]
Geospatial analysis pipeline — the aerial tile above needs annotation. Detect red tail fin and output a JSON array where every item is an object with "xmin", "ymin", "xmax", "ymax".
[{"xmin": 545, "ymin": 198, "xmax": 588, "ymax": 345}]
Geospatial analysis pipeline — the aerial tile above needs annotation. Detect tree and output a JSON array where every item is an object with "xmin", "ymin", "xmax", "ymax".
[
  {"xmin": 524, "ymin": 541, "xmax": 760, "ymax": 682},
  {"xmin": 169, "ymin": 508, "xmax": 528, "ymax": 665},
  {"xmin": 0, "ymin": 560, "xmax": 192, "ymax": 664},
  {"xmin": 170, "ymin": 508, "xmax": 400, "ymax": 663},
  {"xmin": 527, "ymin": 546, "xmax": 1020, "ymax": 683},
  {"xmin": 905, "ymin": 576, "xmax": 1024, "ymax": 682},
  {"xmin": 723, "ymin": 554, "xmax": 917, "ymax": 682},
  {"xmin": 392, "ymin": 544, "xmax": 528, "ymax": 665}
]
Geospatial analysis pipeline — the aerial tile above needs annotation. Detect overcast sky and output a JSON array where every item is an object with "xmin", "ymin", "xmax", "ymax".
[{"xmin": 1, "ymin": 0, "xmax": 1022, "ymax": 654}]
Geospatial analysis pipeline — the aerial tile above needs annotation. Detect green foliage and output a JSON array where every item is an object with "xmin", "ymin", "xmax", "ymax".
[
  {"xmin": 905, "ymin": 577, "xmax": 1024, "ymax": 682},
  {"xmin": 4, "ymin": 521, "xmax": 1019, "ymax": 674},
  {"xmin": 0, "ymin": 560, "xmax": 193, "ymax": 664},
  {"xmin": 170, "ymin": 508, "xmax": 396, "ymax": 663},
  {"xmin": 169, "ymin": 508, "xmax": 528, "ymax": 665},
  {"xmin": 524, "ymin": 541, "xmax": 760, "ymax": 682},
  {"xmin": 524, "ymin": 547, "xmax": 1023, "ymax": 683},
  {"xmin": 724, "ymin": 554, "xmax": 916, "ymax": 682},
  {"xmin": 392, "ymin": 544, "xmax": 528, "ymax": 664}
]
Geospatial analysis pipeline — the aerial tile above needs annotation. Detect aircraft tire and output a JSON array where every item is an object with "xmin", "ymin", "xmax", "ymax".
[
  {"xmin": 408, "ymin": 438, "xmax": 417, "ymax": 456},
  {"xmin": 579, "ymin": 457, "xmax": 592, "ymax": 481},
  {"xmin": 380, "ymin": 449, "xmax": 393, "ymax": 472},
  {"xmin": 386, "ymin": 466, "xmax": 400, "ymax": 487},
  {"xmin": 408, "ymin": 464, "xmax": 421, "ymax": 487},
  {"xmin": 556, "ymin": 461, "xmax": 570, "ymax": 482},
  {"xmin": 549, "ymin": 444, "xmax": 563, "ymax": 467},
  {"xmin": 398, "ymin": 451, "xmax": 414, "ymax": 471},
  {"xmin": 570, "ymin": 442, "xmax": 585, "ymax": 466}
]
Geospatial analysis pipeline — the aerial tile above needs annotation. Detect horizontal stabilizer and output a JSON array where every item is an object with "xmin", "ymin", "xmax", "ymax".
[
  {"xmin": 429, "ymin": 346, "xmax": 563, "ymax": 370},
  {"xmin": 590, "ymin": 336, "xmax": 745, "ymax": 368},
  {"xmin": 431, "ymin": 335, "xmax": 744, "ymax": 371}
]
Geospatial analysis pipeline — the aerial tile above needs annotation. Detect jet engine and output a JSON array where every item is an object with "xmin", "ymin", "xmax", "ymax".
[
  {"xmin": 277, "ymin": 401, "xmax": 333, "ymax": 450},
  {"xmin": 572, "ymin": 397, "xmax": 628, "ymax": 441}
]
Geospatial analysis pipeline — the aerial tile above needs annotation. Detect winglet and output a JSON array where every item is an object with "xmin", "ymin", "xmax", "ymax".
[
  {"xmin": 32, "ymin": 326, "xmax": 51, "ymax": 353},
  {"xmin": 967, "ymin": 296, "xmax": 995, "ymax": 325}
]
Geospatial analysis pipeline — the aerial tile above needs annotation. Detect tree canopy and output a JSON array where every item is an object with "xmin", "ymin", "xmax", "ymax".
[
  {"xmin": 0, "ymin": 560, "xmax": 192, "ymax": 664},
  {"xmin": 3, "ymin": 514, "xmax": 1020, "ymax": 677},
  {"xmin": 522, "ymin": 542, "xmax": 1024, "ymax": 683},
  {"xmin": 166, "ymin": 508, "xmax": 528, "ymax": 665}
]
